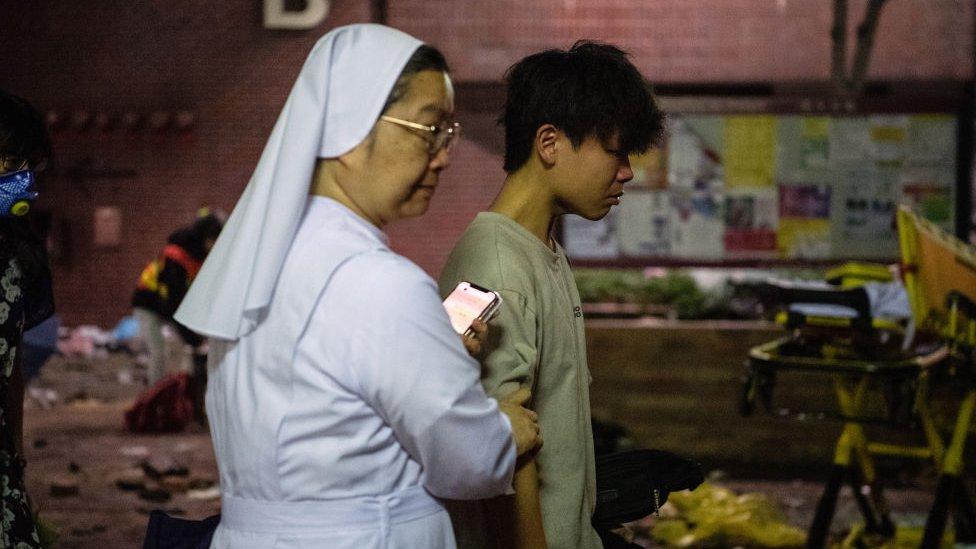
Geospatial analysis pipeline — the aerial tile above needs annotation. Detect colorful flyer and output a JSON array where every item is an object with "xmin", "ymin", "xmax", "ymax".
[
  {"xmin": 724, "ymin": 115, "xmax": 776, "ymax": 188},
  {"xmin": 801, "ymin": 117, "xmax": 830, "ymax": 171},
  {"xmin": 829, "ymin": 117, "xmax": 871, "ymax": 166},
  {"xmin": 561, "ymin": 211, "xmax": 619, "ymax": 259},
  {"xmin": 630, "ymin": 147, "xmax": 668, "ymax": 190},
  {"xmin": 616, "ymin": 190, "xmax": 671, "ymax": 257},
  {"xmin": 671, "ymin": 189, "xmax": 725, "ymax": 259},
  {"xmin": 723, "ymin": 188, "xmax": 778, "ymax": 256},
  {"xmin": 899, "ymin": 167, "xmax": 955, "ymax": 228},
  {"xmin": 870, "ymin": 115, "xmax": 908, "ymax": 166},
  {"xmin": 832, "ymin": 168, "xmax": 898, "ymax": 258},
  {"xmin": 907, "ymin": 115, "xmax": 956, "ymax": 166},
  {"xmin": 668, "ymin": 115, "xmax": 723, "ymax": 191},
  {"xmin": 777, "ymin": 184, "xmax": 832, "ymax": 258}
]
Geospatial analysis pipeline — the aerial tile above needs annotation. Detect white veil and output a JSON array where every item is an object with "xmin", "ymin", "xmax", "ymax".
[{"xmin": 174, "ymin": 24, "xmax": 422, "ymax": 340}]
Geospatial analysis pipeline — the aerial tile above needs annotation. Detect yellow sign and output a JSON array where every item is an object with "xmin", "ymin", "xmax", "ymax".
[{"xmin": 724, "ymin": 116, "xmax": 776, "ymax": 188}]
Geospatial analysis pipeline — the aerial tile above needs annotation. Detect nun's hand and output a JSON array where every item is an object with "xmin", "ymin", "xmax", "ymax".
[{"xmin": 462, "ymin": 319, "xmax": 488, "ymax": 357}]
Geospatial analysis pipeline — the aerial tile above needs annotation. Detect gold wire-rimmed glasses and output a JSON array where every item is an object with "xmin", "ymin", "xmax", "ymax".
[{"xmin": 380, "ymin": 115, "xmax": 461, "ymax": 155}]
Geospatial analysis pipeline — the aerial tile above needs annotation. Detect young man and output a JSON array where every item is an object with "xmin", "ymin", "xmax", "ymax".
[{"xmin": 440, "ymin": 42, "xmax": 664, "ymax": 548}]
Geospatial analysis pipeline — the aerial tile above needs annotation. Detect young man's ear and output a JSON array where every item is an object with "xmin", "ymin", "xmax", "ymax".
[{"xmin": 534, "ymin": 124, "xmax": 559, "ymax": 167}]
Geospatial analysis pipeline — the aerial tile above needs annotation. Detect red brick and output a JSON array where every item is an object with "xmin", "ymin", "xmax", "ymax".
[{"xmin": 0, "ymin": 0, "xmax": 969, "ymax": 325}]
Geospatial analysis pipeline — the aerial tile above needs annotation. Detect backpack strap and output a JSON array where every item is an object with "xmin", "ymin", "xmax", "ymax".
[{"xmin": 162, "ymin": 245, "xmax": 203, "ymax": 280}]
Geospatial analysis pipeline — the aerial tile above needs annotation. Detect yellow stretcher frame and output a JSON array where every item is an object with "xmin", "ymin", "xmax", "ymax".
[
  {"xmin": 897, "ymin": 206, "xmax": 976, "ymax": 349},
  {"xmin": 741, "ymin": 206, "xmax": 976, "ymax": 548}
]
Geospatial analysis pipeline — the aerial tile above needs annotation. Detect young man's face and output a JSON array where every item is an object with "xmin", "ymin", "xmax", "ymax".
[{"xmin": 552, "ymin": 133, "xmax": 634, "ymax": 221}]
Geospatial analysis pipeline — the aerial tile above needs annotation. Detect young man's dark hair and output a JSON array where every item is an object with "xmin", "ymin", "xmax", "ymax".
[{"xmin": 500, "ymin": 40, "xmax": 665, "ymax": 173}]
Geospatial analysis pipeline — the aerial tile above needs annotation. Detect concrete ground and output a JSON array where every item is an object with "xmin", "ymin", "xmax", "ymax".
[{"xmin": 19, "ymin": 352, "xmax": 951, "ymax": 548}]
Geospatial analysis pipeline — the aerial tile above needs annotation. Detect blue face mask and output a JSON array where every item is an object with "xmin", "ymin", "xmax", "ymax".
[{"xmin": 0, "ymin": 170, "xmax": 38, "ymax": 218}]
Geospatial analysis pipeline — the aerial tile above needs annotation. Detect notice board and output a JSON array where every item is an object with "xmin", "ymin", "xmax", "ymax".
[{"xmin": 561, "ymin": 88, "xmax": 970, "ymax": 267}]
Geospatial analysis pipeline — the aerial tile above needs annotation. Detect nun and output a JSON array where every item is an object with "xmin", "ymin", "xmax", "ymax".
[{"xmin": 174, "ymin": 24, "xmax": 541, "ymax": 549}]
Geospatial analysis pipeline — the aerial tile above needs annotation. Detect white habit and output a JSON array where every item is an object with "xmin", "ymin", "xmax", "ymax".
[{"xmin": 206, "ymin": 197, "xmax": 516, "ymax": 548}]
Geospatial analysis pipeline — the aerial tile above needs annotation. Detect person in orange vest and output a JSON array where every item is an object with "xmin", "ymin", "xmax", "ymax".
[{"xmin": 132, "ymin": 211, "xmax": 223, "ymax": 393}]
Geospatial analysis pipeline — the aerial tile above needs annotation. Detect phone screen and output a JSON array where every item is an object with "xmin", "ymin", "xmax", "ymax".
[{"xmin": 443, "ymin": 282, "xmax": 499, "ymax": 335}]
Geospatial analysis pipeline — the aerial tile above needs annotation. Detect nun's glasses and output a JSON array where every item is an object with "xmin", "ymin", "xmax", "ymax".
[{"xmin": 380, "ymin": 116, "xmax": 461, "ymax": 155}]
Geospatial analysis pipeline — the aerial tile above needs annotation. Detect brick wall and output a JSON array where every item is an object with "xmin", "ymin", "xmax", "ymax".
[
  {"xmin": 586, "ymin": 320, "xmax": 903, "ymax": 472},
  {"xmin": 396, "ymin": 0, "xmax": 973, "ymax": 83},
  {"xmin": 0, "ymin": 0, "xmax": 971, "ymax": 326}
]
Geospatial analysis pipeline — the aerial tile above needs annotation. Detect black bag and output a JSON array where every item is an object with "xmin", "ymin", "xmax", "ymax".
[
  {"xmin": 142, "ymin": 510, "xmax": 220, "ymax": 549},
  {"xmin": 592, "ymin": 449, "xmax": 704, "ymax": 528}
]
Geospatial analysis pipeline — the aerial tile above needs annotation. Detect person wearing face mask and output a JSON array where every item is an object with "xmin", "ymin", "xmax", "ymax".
[
  {"xmin": 0, "ymin": 89, "xmax": 55, "ymax": 549},
  {"xmin": 171, "ymin": 24, "xmax": 541, "ymax": 549}
]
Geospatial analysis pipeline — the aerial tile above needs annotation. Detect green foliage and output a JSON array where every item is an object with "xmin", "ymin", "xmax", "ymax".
[{"xmin": 574, "ymin": 269, "xmax": 709, "ymax": 319}]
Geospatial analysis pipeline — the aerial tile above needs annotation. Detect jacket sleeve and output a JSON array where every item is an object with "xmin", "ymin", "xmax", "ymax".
[{"xmin": 158, "ymin": 259, "xmax": 203, "ymax": 346}]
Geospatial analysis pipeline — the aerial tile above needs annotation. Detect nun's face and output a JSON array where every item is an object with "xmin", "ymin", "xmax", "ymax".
[{"xmin": 355, "ymin": 70, "xmax": 455, "ymax": 224}]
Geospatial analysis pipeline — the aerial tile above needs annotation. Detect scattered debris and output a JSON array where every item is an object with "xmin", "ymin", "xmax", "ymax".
[
  {"xmin": 113, "ymin": 468, "xmax": 146, "ymax": 492},
  {"xmin": 140, "ymin": 457, "xmax": 189, "ymax": 480},
  {"xmin": 119, "ymin": 445, "xmax": 150, "ymax": 458},
  {"xmin": 58, "ymin": 325, "xmax": 114, "ymax": 359},
  {"xmin": 27, "ymin": 385, "xmax": 59, "ymax": 409},
  {"xmin": 174, "ymin": 441, "xmax": 198, "ymax": 453},
  {"xmin": 160, "ymin": 475, "xmax": 191, "ymax": 493},
  {"xmin": 137, "ymin": 486, "xmax": 172, "ymax": 503},
  {"xmin": 69, "ymin": 524, "xmax": 107, "ymax": 537},
  {"xmin": 65, "ymin": 391, "xmax": 106, "ymax": 408},
  {"xmin": 117, "ymin": 368, "xmax": 135, "ymax": 385},
  {"xmin": 186, "ymin": 486, "xmax": 221, "ymax": 501},
  {"xmin": 188, "ymin": 476, "xmax": 216, "ymax": 490},
  {"xmin": 49, "ymin": 475, "xmax": 80, "ymax": 497},
  {"xmin": 650, "ymin": 482, "xmax": 806, "ymax": 548}
]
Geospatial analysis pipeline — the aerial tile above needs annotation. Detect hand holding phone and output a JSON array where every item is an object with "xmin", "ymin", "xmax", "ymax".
[{"xmin": 442, "ymin": 281, "xmax": 502, "ymax": 337}]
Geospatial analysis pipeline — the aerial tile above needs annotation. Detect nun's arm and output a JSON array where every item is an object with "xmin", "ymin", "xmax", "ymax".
[{"xmin": 319, "ymin": 253, "xmax": 517, "ymax": 499}]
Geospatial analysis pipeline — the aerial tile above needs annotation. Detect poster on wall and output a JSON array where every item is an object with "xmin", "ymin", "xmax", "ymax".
[
  {"xmin": 907, "ymin": 116, "xmax": 956, "ymax": 165},
  {"xmin": 561, "ymin": 109, "xmax": 959, "ymax": 265},
  {"xmin": 93, "ymin": 206, "xmax": 123, "ymax": 248},
  {"xmin": 777, "ymin": 184, "xmax": 831, "ymax": 258},
  {"xmin": 899, "ymin": 169, "xmax": 955, "ymax": 228},
  {"xmin": 671, "ymin": 189, "xmax": 725, "ymax": 259},
  {"xmin": 723, "ymin": 188, "xmax": 778, "ymax": 257},
  {"xmin": 869, "ymin": 115, "xmax": 908, "ymax": 166},
  {"xmin": 829, "ymin": 118, "xmax": 871, "ymax": 166},
  {"xmin": 723, "ymin": 116, "xmax": 776, "ymax": 189},
  {"xmin": 668, "ymin": 116, "xmax": 723, "ymax": 192},
  {"xmin": 616, "ymin": 190, "xmax": 671, "ymax": 256},
  {"xmin": 630, "ymin": 148, "xmax": 668, "ymax": 190},
  {"xmin": 777, "ymin": 116, "xmax": 832, "ymax": 183},
  {"xmin": 831, "ymin": 167, "xmax": 898, "ymax": 257},
  {"xmin": 562, "ymin": 210, "xmax": 618, "ymax": 259}
]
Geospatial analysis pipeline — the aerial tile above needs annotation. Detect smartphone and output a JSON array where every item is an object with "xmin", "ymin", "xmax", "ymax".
[{"xmin": 442, "ymin": 281, "xmax": 503, "ymax": 337}]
